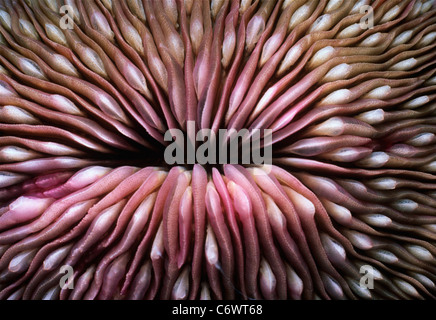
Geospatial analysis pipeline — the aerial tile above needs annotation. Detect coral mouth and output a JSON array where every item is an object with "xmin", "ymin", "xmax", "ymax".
[{"xmin": 1, "ymin": 0, "xmax": 436, "ymax": 300}]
